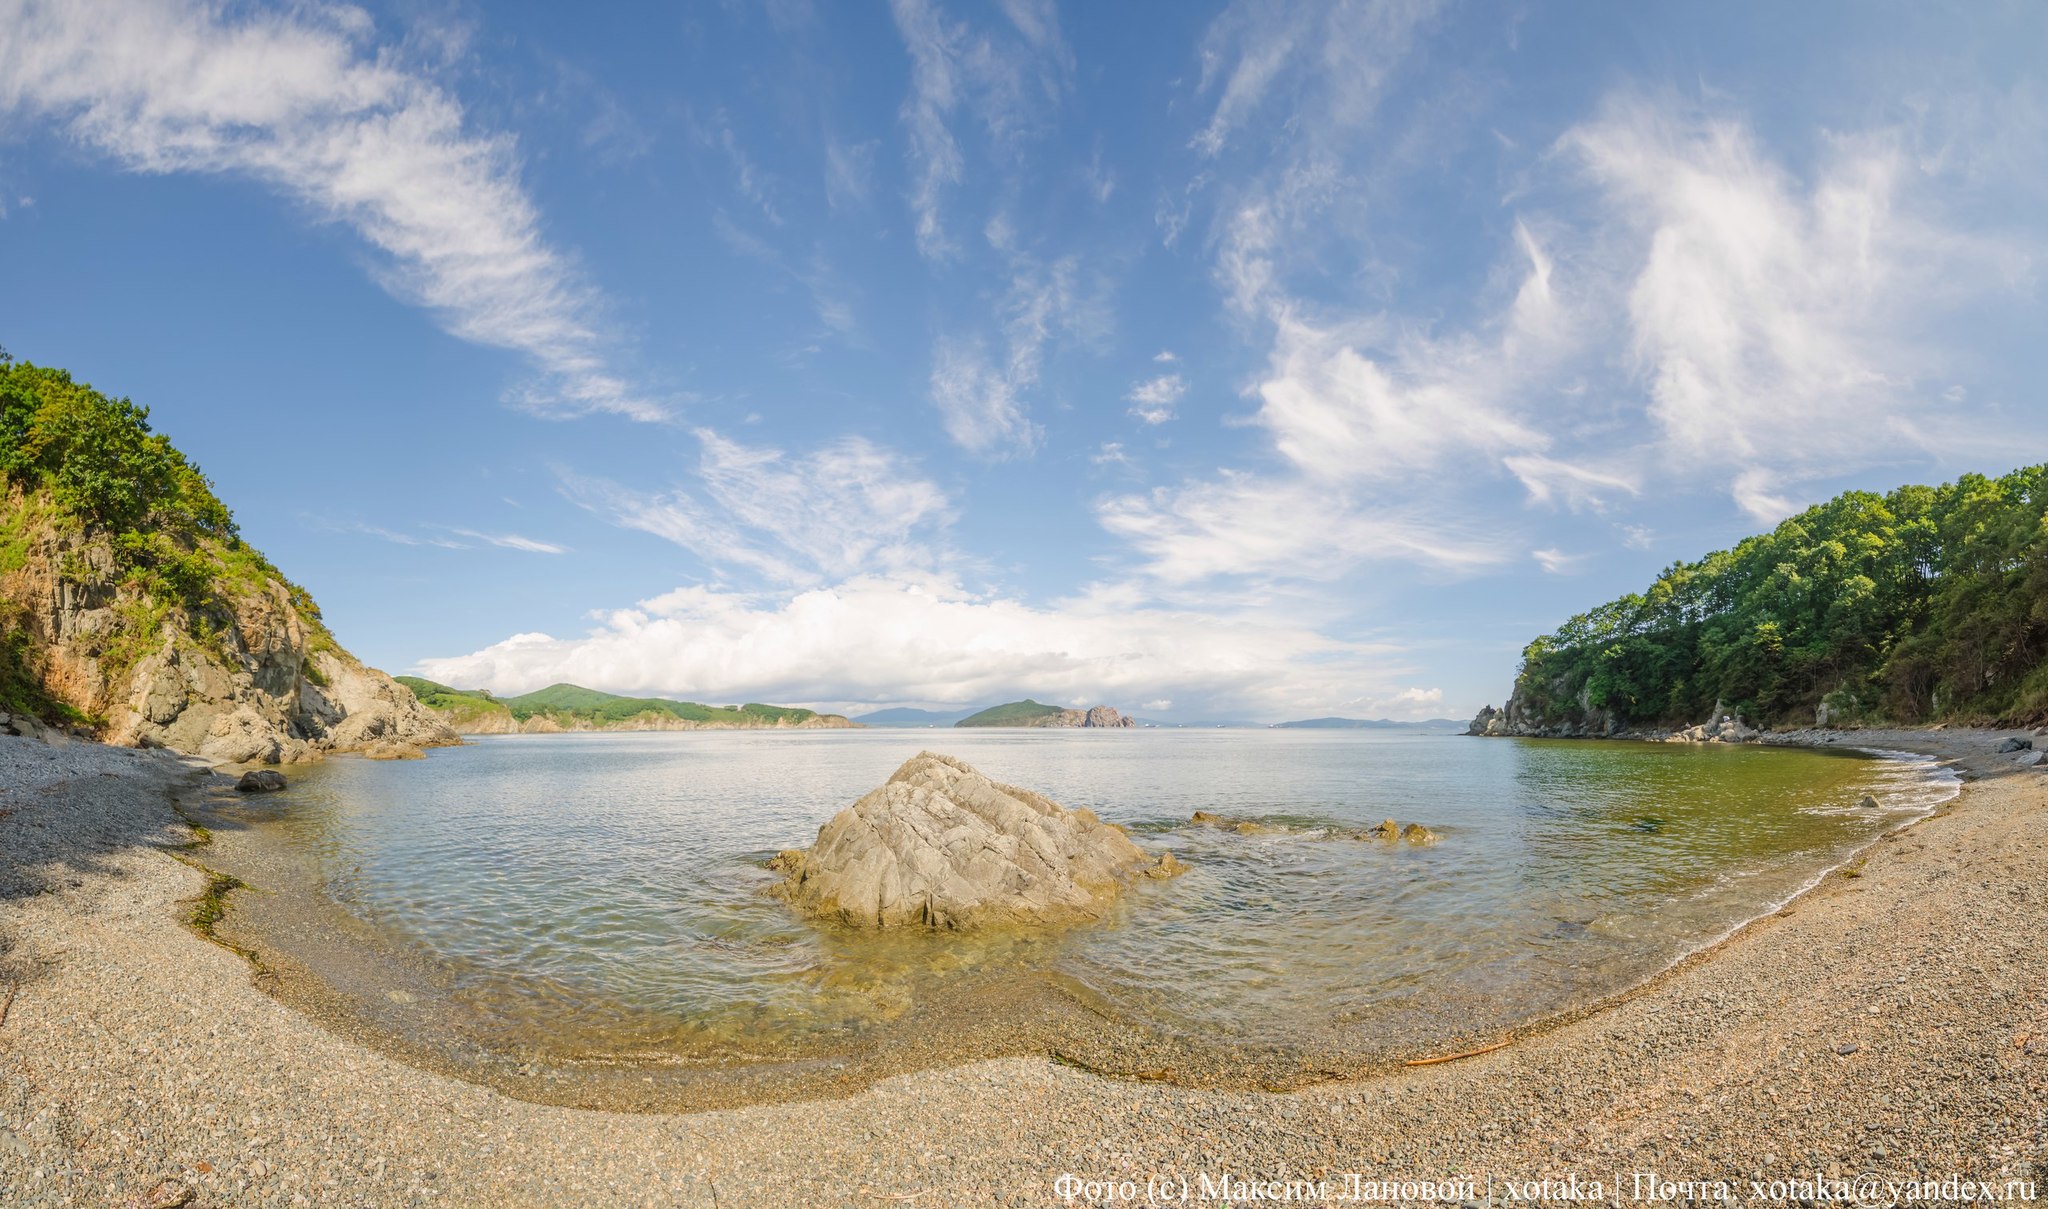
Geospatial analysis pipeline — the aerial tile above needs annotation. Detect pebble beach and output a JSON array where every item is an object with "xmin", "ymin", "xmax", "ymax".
[{"xmin": 0, "ymin": 729, "xmax": 2042, "ymax": 1207}]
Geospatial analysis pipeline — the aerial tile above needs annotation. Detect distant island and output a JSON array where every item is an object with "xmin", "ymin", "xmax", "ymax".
[
  {"xmin": 396, "ymin": 678, "xmax": 856, "ymax": 734},
  {"xmin": 954, "ymin": 699, "xmax": 1133, "ymax": 728}
]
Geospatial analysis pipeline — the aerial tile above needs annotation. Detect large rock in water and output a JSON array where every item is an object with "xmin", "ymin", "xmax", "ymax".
[{"xmin": 771, "ymin": 752, "xmax": 1181, "ymax": 930}]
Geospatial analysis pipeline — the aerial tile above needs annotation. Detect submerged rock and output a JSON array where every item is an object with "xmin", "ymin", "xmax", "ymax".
[
  {"xmin": 1399, "ymin": 823, "xmax": 1438, "ymax": 845},
  {"xmin": 235, "ymin": 769, "xmax": 287, "ymax": 793},
  {"xmin": 772, "ymin": 752, "xmax": 1182, "ymax": 930},
  {"xmin": 1857, "ymin": 794, "xmax": 1880, "ymax": 809}
]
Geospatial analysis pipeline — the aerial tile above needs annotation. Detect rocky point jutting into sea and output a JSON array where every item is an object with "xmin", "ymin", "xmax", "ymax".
[{"xmin": 2, "ymin": 490, "xmax": 452, "ymax": 765}]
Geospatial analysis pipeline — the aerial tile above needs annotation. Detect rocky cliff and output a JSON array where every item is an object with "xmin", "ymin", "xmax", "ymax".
[
  {"xmin": 3, "ymin": 500, "xmax": 453, "ymax": 763},
  {"xmin": 1031, "ymin": 705, "xmax": 1134, "ymax": 729},
  {"xmin": 1467, "ymin": 689, "xmax": 1761, "ymax": 745}
]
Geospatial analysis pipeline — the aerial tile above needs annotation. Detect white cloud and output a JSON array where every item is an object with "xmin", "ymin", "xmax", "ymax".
[
  {"xmin": 887, "ymin": 0, "xmax": 1069, "ymax": 259},
  {"xmin": 823, "ymin": 137, "xmax": 877, "ymax": 209},
  {"xmin": 1504, "ymin": 454, "xmax": 1640, "ymax": 512},
  {"xmin": 927, "ymin": 251, "xmax": 1098, "ymax": 455},
  {"xmin": 1091, "ymin": 441, "xmax": 1130, "ymax": 467},
  {"xmin": 1530, "ymin": 547, "xmax": 1583, "ymax": 575},
  {"xmin": 414, "ymin": 574, "xmax": 1417, "ymax": 720},
  {"xmin": 1153, "ymin": 349, "xmax": 1178, "ymax": 363},
  {"xmin": 1125, "ymin": 373, "xmax": 1186, "ymax": 425},
  {"xmin": 930, "ymin": 337, "xmax": 1041, "ymax": 456},
  {"xmin": 450, "ymin": 530, "xmax": 569, "ymax": 555},
  {"xmin": 0, "ymin": 0, "xmax": 654, "ymax": 419},
  {"xmin": 1192, "ymin": 0, "xmax": 1437, "ymax": 158},
  {"xmin": 1563, "ymin": 94, "xmax": 2022, "ymax": 512},
  {"xmin": 565, "ymin": 430, "xmax": 950, "ymax": 586},
  {"xmin": 1100, "ymin": 474, "xmax": 1508, "ymax": 585},
  {"xmin": 322, "ymin": 520, "xmax": 558, "ymax": 553}
]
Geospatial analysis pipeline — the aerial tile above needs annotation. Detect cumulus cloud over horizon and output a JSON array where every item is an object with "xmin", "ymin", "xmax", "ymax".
[{"xmin": 412, "ymin": 575, "xmax": 1445, "ymax": 721}]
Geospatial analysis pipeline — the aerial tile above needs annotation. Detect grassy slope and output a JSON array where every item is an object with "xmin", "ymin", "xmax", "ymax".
[
  {"xmin": 954, "ymin": 699, "xmax": 1067, "ymax": 727},
  {"xmin": 393, "ymin": 676, "xmax": 513, "ymax": 727},
  {"xmin": 399, "ymin": 678, "xmax": 838, "ymax": 728}
]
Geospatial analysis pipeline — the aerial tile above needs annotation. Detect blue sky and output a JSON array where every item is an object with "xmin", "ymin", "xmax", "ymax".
[{"xmin": 2, "ymin": 0, "xmax": 2045, "ymax": 722}]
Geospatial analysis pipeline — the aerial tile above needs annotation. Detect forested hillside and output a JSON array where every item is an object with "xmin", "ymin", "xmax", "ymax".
[
  {"xmin": 1501, "ymin": 466, "xmax": 2048, "ymax": 730},
  {"xmin": 0, "ymin": 351, "xmax": 450, "ymax": 760}
]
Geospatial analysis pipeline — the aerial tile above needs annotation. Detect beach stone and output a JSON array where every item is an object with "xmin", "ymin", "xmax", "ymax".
[
  {"xmin": 1836, "ymin": 1042, "xmax": 1860, "ymax": 1056},
  {"xmin": 1400, "ymin": 823, "xmax": 1439, "ymax": 845},
  {"xmin": 1995, "ymin": 736, "xmax": 2032, "ymax": 753},
  {"xmin": 235, "ymin": 769, "xmax": 287, "ymax": 793},
  {"xmin": 772, "ymin": 752, "xmax": 1181, "ymax": 930}
]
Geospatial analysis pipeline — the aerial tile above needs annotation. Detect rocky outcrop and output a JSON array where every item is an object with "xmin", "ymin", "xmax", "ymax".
[
  {"xmin": 1468, "ymin": 688, "xmax": 1761, "ymax": 745},
  {"xmin": 1659, "ymin": 712, "xmax": 1760, "ymax": 744},
  {"xmin": 1025, "ymin": 705, "xmax": 1133, "ymax": 728},
  {"xmin": 770, "ymin": 751, "xmax": 1181, "ymax": 930},
  {"xmin": 2, "ymin": 507, "xmax": 454, "ymax": 765}
]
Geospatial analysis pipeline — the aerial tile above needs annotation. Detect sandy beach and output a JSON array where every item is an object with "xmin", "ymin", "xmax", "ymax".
[{"xmin": 0, "ymin": 730, "xmax": 2042, "ymax": 1207}]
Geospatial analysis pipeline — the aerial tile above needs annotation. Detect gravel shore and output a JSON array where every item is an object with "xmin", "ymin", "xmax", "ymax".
[{"xmin": 1, "ymin": 728, "xmax": 2042, "ymax": 1207}]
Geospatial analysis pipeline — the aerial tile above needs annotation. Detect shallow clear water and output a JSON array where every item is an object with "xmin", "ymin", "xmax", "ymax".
[{"xmin": 254, "ymin": 730, "xmax": 1953, "ymax": 1064}]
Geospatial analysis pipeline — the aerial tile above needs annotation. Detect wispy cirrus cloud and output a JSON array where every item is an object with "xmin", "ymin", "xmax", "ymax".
[
  {"xmin": 1563, "ymin": 93, "xmax": 2030, "ymax": 521},
  {"xmin": 887, "ymin": 0, "xmax": 1071, "ymax": 259},
  {"xmin": 320, "ymin": 520, "xmax": 566, "ymax": 554},
  {"xmin": 564, "ymin": 429, "xmax": 951, "ymax": 586},
  {"xmin": 0, "ymin": 0, "xmax": 655, "ymax": 420},
  {"xmin": 1125, "ymin": 373, "xmax": 1187, "ymax": 425}
]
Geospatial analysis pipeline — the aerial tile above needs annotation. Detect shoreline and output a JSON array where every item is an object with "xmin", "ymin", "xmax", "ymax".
[
  {"xmin": 1, "ymin": 727, "xmax": 2041, "ymax": 1205},
  {"xmin": 179, "ymin": 733, "xmax": 1964, "ymax": 1115}
]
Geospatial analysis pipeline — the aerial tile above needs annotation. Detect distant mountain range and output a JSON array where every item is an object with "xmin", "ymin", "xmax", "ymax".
[
  {"xmin": 850, "ymin": 707, "xmax": 972, "ymax": 727},
  {"xmin": 1273, "ymin": 716, "xmax": 1466, "ymax": 729},
  {"xmin": 396, "ymin": 679, "xmax": 855, "ymax": 734},
  {"xmin": 854, "ymin": 706, "xmax": 1463, "ymax": 730}
]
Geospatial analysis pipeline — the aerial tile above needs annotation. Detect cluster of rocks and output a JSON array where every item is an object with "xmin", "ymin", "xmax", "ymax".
[
  {"xmin": 1188, "ymin": 810, "xmax": 1437, "ymax": 844},
  {"xmin": 769, "ymin": 752, "xmax": 1182, "ymax": 931},
  {"xmin": 0, "ymin": 710, "xmax": 83, "ymax": 746},
  {"xmin": 1468, "ymin": 695, "xmax": 1765, "ymax": 745},
  {"xmin": 1358, "ymin": 819, "xmax": 1439, "ymax": 844},
  {"xmin": 1658, "ymin": 712, "xmax": 1761, "ymax": 744},
  {"xmin": 1996, "ymin": 735, "xmax": 2046, "ymax": 767}
]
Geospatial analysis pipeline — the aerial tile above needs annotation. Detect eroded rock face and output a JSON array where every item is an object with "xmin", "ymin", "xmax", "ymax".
[
  {"xmin": 1, "ymin": 511, "xmax": 455, "ymax": 765},
  {"xmin": 772, "ymin": 752, "xmax": 1180, "ymax": 930}
]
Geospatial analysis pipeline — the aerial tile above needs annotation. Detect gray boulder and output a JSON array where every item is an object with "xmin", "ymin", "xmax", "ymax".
[
  {"xmin": 771, "ymin": 752, "xmax": 1181, "ymax": 930},
  {"xmin": 235, "ymin": 769, "xmax": 287, "ymax": 793},
  {"xmin": 1996, "ymin": 737, "xmax": 2033, "ymax": 753}
]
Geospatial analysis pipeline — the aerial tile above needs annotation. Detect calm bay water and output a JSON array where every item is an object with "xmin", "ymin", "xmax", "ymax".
[{"xmin": 249, "ymin": 729, "xmax": 1953, "ymax": 1070}]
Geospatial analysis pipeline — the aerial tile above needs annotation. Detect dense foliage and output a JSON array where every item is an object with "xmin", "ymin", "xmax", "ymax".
[
  {"xmin": 1511, "ymin": 466, "xmax": 2048, "ymax": 728},
  {"xmin": 0, "ymin": 351, "xmax": 236, "ymax": 542},
  {"xmin": 0, "ymin": 352, "xmax": 335, "ymax": 716}
]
